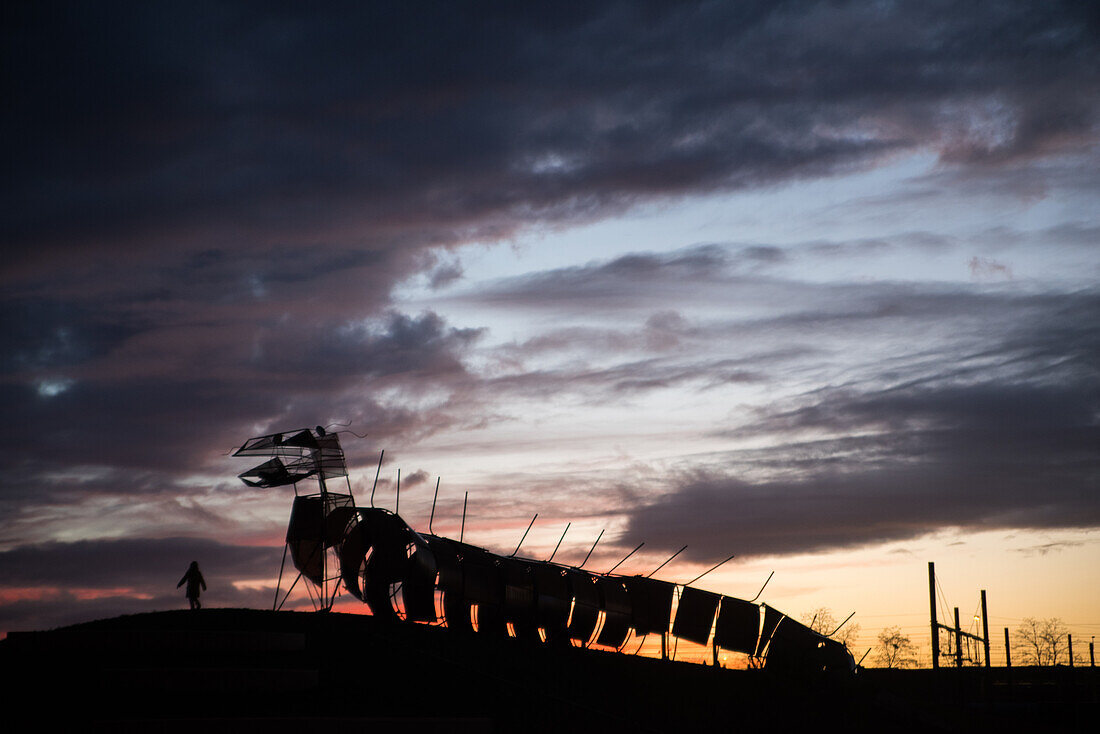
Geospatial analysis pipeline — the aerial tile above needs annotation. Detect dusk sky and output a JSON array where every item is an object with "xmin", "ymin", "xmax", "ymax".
[{"xmin": 2, "ymin": 1, "xmax": 1098, "ymax": 662}]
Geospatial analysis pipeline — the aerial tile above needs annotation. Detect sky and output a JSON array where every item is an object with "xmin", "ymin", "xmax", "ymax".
[{"xmin": 2, "ymin": 1, "xmax": 1098, "ymax": 663}]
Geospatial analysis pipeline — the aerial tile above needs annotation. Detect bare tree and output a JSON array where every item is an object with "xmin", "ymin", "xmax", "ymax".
[
  {"xmin": 875, "ymin": 626, "xmax": 919, "ymax": 668},
  {"xmin": 1015, "ymin": 617, "xmax": 1068, "ymax": 666},
  {"xmin": 800, "ymin": 607, "xmax": 861, "ymax": 650}
]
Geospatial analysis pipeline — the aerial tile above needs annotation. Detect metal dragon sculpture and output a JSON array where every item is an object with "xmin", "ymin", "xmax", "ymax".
[{"xmin": 233, "ymin": 426, "xmax": 854, "ymax": 674}]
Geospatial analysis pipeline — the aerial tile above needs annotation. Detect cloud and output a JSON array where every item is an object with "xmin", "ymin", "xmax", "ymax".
[
  {"xmin": 428, "ymin": 261, "xmax": 465, "ymax": 290},
  {"xmin": 1012, "ymin": 540, "xmax": 1086, "ymax": 557},
  {"xmin": 427, "ymin": 261, "xmax": 1099, "ymax": 563},
  {"xmin": 0, "ymin": 536, "xmax": 281, "ymax": 631},
  {"xmin": 0, "ymin": 309, "xmax": 482, "ymax": 462},
  {"xmin": 1, "ymin": 0, "xmax": 1098, "ymax": 630},
  {"xmin": 0, "ymin": 536, "xmax": 278, "ymax": 589},
  {"xmin": 969, "ymin": 256, "xmax": 1012, "ymax": 281},
  {"xmin": 627, "ymin": 396, "xmax": 1099, "ymax": 559},
  {"xmin": 463, "ymin": 246, "xmax": 739, "ymax": 312},
  {"xmin": 0, "ymin": 305, "xmax": 490, "ymax": 552},
  {"xmin": 624, "ymin": 295, "xmax": 1100, "ymax": 559},
  {"xmin": 5, "ymin": 2, "xmax": 1098, "ymax": 268},
  {"xmin": 3, "ymin": 2, "xmax": 1095, "ymax": 490},
  {"xmin": 452, "ymin": 238, "xmax": 1090, "ymax": 326},
  {"xmin": 402, "ymin": 469, "xmax": 430, "ymax": 487},
  {"xmin": 0, "ymin": 584, "xmax": 273, "ymax": 635},
  {"xmin": 249, "ymin": 310, "xmax": 485, "ymax": 381}
]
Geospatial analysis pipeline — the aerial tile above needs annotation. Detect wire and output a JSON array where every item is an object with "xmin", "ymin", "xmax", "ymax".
[
  {"xmin": 935, "ymin": 575, "xmax": 950, "ymax": 621},
  {"xmin": 336, "ymin": 428, "xmax": 369, "ymax": 439}
]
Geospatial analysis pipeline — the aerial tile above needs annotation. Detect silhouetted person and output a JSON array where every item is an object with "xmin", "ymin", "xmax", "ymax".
[{"xmin": 178, "ymin": 561, "xmax": 206, "ymax": 610}]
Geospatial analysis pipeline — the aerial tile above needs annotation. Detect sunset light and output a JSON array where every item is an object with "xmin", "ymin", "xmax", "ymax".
[{"xmin": 1, "ymin": 0, "xmax": 1096, "ymax": 688}]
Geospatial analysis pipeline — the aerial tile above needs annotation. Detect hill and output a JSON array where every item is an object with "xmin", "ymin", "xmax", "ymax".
[{"xmin": 1, "ymin": 608, "xmax": 1094, "ymax": 732}]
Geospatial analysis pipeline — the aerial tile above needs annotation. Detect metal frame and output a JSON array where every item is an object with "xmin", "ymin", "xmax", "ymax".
[{"xmin": 233, "ymin": 427, "xmax": 857, "ymax": 675}]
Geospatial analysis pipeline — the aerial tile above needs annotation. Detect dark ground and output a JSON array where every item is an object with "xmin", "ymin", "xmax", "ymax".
[{"xmin": 1, "ymin": 609, "xmax": 1095, "ymax": 732}]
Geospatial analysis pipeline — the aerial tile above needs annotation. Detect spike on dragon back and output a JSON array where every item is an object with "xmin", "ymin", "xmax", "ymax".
[{"xmin": 233, "ymin": 426, "xmax": 855, "ymax": 675}]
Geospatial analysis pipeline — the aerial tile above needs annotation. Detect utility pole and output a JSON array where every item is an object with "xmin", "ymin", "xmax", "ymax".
[
  {"xmin": 1068, "ymin": 634, "xmax": 1074, "ymax": 666},
  {"xmin": 1004, "ymin": 627, "xmax": 1011, "ymax": 667},
  {"xmin": 929, "ymin": 562, "xmax": 940, "ymax": 669},
  {"xmin": 954, "ymin": 607, "xmax": 963, "ymax": 668},
  {"xmin": 981, "ymin": 590, "xmax": 991, "ymax": 667}
]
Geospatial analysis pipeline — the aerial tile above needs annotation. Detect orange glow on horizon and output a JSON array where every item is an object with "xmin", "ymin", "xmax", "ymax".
[
  {"xmin": 0, "ymin": 587, "xmax": 57, "ymax": 603},
  {"xmin": 0, "ymin": 586, "xmax": 151, "ymax": 603}
]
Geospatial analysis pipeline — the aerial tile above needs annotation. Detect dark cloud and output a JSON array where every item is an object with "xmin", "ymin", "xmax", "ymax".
[
  {"xmin": 455, "ymin": 239, "xmax": 1085, "ymax": 324},
  {"xmin": 428, "ymin": 261, "xmax": 465, "ymax": 290},
  {"xmin": 429, "ymin": 250, "xmax": 1100, "ymax": 477},
  {"xmin": 3, "ymin": 0, "xmax": 1095, "ymax": 480},
  {"xmin": 461, "ymin": 245, "xmax": 762, "ymax": 311},
  {"xmin": 0, "ymin": 309, "xmax": 481, "ymax": 466},
  {"xmin": 0, "ymin": 584, "xmax": 273, "ymax": 634},
  {"xmin": 466, "ymin": 275, "xmax": 1100, "ymax": 559},
  {"xmin": 250, "ymin": 310, "xmax": 485, "ymax": 381},
  {"xmin": 628, "ymin": 414, "xmax": 1098, "ymax": 560},
  {"xmin": 0, "ymin": 299, "xmax": 147, "ymax": 374},
  {"xmin": 625, "ymin": 296, "xmax": 1100, "ymax": 558},
  {"xmin": 1011, "ymin": 540, "xmax": 1084, "ymax": 557},
  {"xmin": 1040, "ymin": 222, "xmax": 1100, "ymax": 248},
  {"xmin": 402, "ymin": 469, "xmax": 430, "ymax": 487},
  {"xmin": 0, "ymin": 536, "xmax": 279, "ymax": 632},
  {"xmin": 630, "ymin": 417, "xmax": 1097, "ymax": 560},
  {"xmin": 483, "ymin": 356, "xmax": 764, "ymax": 402},
  {"xmin": 0, "ymin": 536, "xmax": 277, "ymax": 589},
  {"xmin": 0, "ymin": 304, "xmax": 487, "ymax": 550},
  {"xmin": 491, "ymin": 241, "xmax": 1098, "ymax": 328},
  {"xmin": 5, "ymin": 1, "xmax": 1097, "ymax": 266}
]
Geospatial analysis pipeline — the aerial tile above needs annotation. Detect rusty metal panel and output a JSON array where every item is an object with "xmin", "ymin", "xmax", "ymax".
[
  {"xmin": 567, "ymin": 571, "xmax": 599, "ymax": 642},
  {"xmin": 672, "ymin": 586, "xmax": 720, "ymax": 645},
  {"xmin": 596, "ymin": 577, "xmax": 632, "ymax": 647},
  {"xmin": 714, "ymin": 596, "xmax": 760, "ymax": 654},
  {"xmin": 501, "ymin": 558, "xmax": 538, "ymax": 640},
  {"xmin": 443, "ymin": 590, "xmax": 471, "ymax": 632},
  {"xmin": 622, "ymin": 576, "xmax": 675, "ymax": 635},
  {"xmin": 533, "ymin": 563, "xmax": 570, "ymax": 634},
  {"xmin": 764, "ymin": 617, "xmax": 823, "ymax": 672},
  {"xmin": 757, "ymin": 604, "xmax": 785, "ymax": 657},
  {"xmin": 402, "ymin": 544, "xmax": 438, "ymax": 623}
]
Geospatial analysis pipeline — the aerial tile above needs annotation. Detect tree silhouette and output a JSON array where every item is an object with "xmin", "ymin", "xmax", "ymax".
[
  {"xmin": 1015, "ymin": 617, "xmax": 1068, "ymax": 666},
  {"xmin": 800, "ymin": 607, "xmax": 861, "ymax": 650},
  {"xmin": 875, "ymin": 626, "xmax": 918, "ymax": 668}
]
